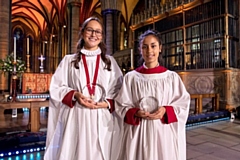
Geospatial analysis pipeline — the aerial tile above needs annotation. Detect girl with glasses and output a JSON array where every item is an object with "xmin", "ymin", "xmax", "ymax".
[{"xmin": 44, "ymin": 17, "xmax": 123, "ymax": 160}]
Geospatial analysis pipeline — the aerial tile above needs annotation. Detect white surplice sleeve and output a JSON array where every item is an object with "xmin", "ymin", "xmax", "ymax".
[
  {"xmin": 103, "ymin": 56, "xmax": 123, "ymax": 113},
  {"xmin": 115, "ymin": 72, "xmax": 135, "ymax": 119},
  {"xmin": 168, "ymin": 71, "xmax": 190, "ymax": 123},
  {"xmin": 167, "ymin": 71, "xmax": 190, "ymax": 160},
  {"xmin": 105, "ymin": 56, "xmax": 123, "ymax": 99},
  {"xmin": 49, "ymin": 55, "xmax": 76, "ymax": 105},
  {"xmin": 45, "ymin": 55, "xmax": 75, "ymax": 159}
]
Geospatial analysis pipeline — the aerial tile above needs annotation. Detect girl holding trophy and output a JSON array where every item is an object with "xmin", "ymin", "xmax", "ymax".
[
  {"xmin": 115, "ymin": 30, "xmax": 190, "ymax": 160},
  {"xmin": 44, "ymin": 17, "xmax": 123, "ymax": 160}
]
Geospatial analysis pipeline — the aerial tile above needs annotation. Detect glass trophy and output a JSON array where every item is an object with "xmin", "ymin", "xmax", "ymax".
[
  {"xmin": 139, "ymin": 96, "xmax": 159, "ymax": 113},
  {"xmin": 82, "ymin": 83, "xmax": 106, "ymax": 102}
]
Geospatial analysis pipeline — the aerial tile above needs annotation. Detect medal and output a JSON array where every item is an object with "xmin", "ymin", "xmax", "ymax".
[{"xmin": 90, "ymin": 94, "xmax": 95, "ymax": 100}]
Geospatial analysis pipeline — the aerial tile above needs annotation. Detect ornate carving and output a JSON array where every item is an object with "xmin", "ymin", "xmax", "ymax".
[
  {"xmin": 185, "ymin": 74, "xmax": 223, "ymax": 95},
  {"xmin": 194, "ymin": 76, "xmax": 213, "ymax": 93},
  {"xmin": 183, "ymin": 70, "xmax": 240, "ymax": 109}
]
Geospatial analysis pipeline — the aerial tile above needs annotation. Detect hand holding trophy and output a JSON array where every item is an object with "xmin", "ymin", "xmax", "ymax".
[
  {"xmin": 139, "ymin": 96, "xmax": 159, "ymax": 113},
  {"xmin": 138, "ymin": 96, "xmax": 166, "ymax": 120},
  {"xmin": 82, "ymin": 83, "xmax": 106, "ymax": 103},
  {"xmin": 80, "ymin": 83, "xmax": 108, "ymax": 109}
]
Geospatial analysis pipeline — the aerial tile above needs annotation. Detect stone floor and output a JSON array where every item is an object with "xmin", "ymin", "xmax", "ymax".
[
  {"xmin": 186, "ymin": 118, "xmax": 240, "ymax": 160},
  {"xmin": 0, "ymin": 109, "xmax": 240, "ymax": 160}
]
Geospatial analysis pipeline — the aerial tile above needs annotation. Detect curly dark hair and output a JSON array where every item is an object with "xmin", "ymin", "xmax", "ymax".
[
  {"xmin": 137, "ymin": 29, "xmax": 163, "ymax": 66},
  {"xmin": 71, "ymin": 17, "xmax": 111, "ymax": 71}
]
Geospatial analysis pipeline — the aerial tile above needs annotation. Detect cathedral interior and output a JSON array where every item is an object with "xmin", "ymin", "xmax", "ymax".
[{"xmin": 0, "ymin": 0, "xmax": 240, "ymax": 159}]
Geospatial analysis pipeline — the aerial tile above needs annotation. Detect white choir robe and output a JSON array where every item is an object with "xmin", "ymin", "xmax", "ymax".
[
  {"xmin": 44, "ymin": 54, "xmax": 123, "ymax": 160},
  {"xmin": 115, "ymin": 66, "xmax": 190, "ymax": 160}
]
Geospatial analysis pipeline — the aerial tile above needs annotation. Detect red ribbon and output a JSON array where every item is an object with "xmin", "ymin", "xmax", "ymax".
[{"xmin": 82, "ymin": 54, "xmax": 100, "ymax": 97}]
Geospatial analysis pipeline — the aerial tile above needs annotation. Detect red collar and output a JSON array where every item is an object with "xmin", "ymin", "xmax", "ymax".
[{"xmin": 135, "ymin": 65, "xmax": 167, "ymax": 74}]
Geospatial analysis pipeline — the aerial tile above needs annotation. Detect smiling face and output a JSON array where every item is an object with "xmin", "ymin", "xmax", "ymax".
[
  {"xmin": 82, "ymin": 20, "xmax": 103, "ymax": 51},
  {"xmin": 140, "ymin": 35, "xmax": 162, "ymax": 68}
]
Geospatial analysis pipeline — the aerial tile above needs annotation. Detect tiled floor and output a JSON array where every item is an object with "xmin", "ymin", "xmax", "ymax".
[
  {"xmin": 186, "ymin": 118, "xmax": 240, "ymax": 160},
  {"xmin": 0, "ymin": 109, "xmax": 240, "ymax": 160}
]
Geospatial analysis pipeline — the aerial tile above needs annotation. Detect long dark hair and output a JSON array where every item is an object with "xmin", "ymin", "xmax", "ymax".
[
  {"xmin": 72, "ymin": 17, "xmax": 111, "ymax": 71},
  {"xmin": 137, "ymin": 29, "xmax": 163, "ymax": 66}
]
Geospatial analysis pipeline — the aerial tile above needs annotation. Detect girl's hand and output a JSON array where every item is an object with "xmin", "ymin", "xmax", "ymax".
[
  {"xmin": 74, "ymin": 92, "xmax": 96, "ymax": 109},
  {"xmin": 135, "ymin": 110, "xmax": 150, "ymax": 119},
  {"xmin": 94, "ymin": 101, "xmax": 109, "ymax": 109},
  {"xmin": 74, "ymin": 92, "xmax": 109, "ymax": 109},
  {"xmin": 147, "ymin": 107, "xmax": 166, "ymax": 120}
]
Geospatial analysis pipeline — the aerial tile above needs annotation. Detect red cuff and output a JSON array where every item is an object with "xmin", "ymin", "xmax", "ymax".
[
  {"xmin": 62, "ymin": 90, "xmax": 76, "ymax": 108},
  {"xmin": 106, "ymin": 99, "xmax": 114, "ymax": 113},
  {"xmin": 161, "ymin": 106, "xmax": 178, "ymax": 124},
  {"xmin": 124, "ymin": 108, "xmax": 141, "ymax": 125}
]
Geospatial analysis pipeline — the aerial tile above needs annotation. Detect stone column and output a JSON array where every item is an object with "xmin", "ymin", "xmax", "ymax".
[
  {"xmin": 102, "ymin": 9, "xmax": 121, "ymax": 55},
  {"xmin": 67, "ymin": 1, "xmax": 81, "ymax": 54},
  {"xmin": 223, "ymin": 0, "xmax": 229, "ymax": 68},
  {"xmin": 57, "ymin": 25, "xmax": 63, "ymax": 64},
  {"xmin": 128, "ymin": 28, "xmax": 133, "ymax": 48},
  {"xmin": 0, "ymin": 0, "xmax": 11, "ymax": 92}
]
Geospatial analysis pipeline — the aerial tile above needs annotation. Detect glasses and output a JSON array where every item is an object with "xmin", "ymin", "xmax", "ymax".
[{"xmin": 85, "ymin": 28, "xmax": 102, "ymax": 36}]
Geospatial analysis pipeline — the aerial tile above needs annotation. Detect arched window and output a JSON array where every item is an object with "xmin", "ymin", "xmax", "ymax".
[{"xmin": 13, "ymin": 27, "xmax": 24, "ymax": 59}]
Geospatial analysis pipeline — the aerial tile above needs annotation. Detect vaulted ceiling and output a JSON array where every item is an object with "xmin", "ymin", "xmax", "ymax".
[{"xmin": 11, "ymin": 0, "xmax": 102, "ymax": 40}]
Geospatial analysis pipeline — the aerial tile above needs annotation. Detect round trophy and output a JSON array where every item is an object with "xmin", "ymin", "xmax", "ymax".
[
  {"xmin": 82, "ymin": 83, "xmax": 106, "ymax": 102},
  {"xmin": 139, "ymin": 96, "xmax": 159, "ymax": 113}
]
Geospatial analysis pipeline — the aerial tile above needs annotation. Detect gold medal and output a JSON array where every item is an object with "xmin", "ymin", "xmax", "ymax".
[{"xmin": 90, "ymin": 94, "xmax": 95, "ymax": 100}]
